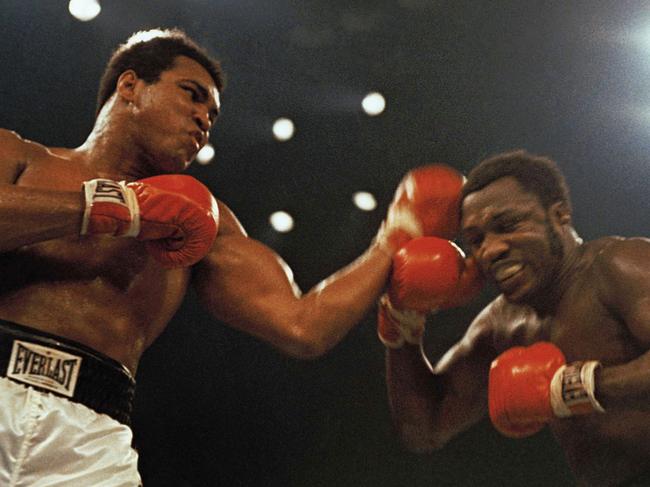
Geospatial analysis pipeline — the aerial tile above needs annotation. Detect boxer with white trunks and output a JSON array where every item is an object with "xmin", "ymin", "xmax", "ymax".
[
  {"xmin": 0, "ymin": 27, "xmax": 466, "ymax": 484},
  {"xmin": 0, "ymin": 321, "xmax": 139, "ymax": 486}
]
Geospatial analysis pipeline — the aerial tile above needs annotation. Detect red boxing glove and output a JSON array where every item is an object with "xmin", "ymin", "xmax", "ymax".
[
  {"xmin": 81, "ymin": 175, "xmax": 219, "ymax": 268},
  {"xmin": 488, "ymin": 342, "xmax": 605, "ymax": 439},
  {"xmin": 378, "ymin": 237, "xmax": 463, "ymax": 348},
  {"xmin": 437, "ymin": 255, "xmax": 484, "ymax": 310},
  {"xmin": 376, "ymin": 164, "xmax": 465, "ymax": 254},
  {"xmin": 389, "ymin": 237, "xmax": 464, "ymax": 312}
]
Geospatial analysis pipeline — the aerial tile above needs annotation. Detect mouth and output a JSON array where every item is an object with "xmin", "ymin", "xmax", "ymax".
[
  {"xmin": 492, "ymin": 262, "xmax": 524, "ymax": 285},
  {"xmin": 190, "ymin": 131, "xmax": 204, "ymax": 149},
  {"xmin": 184, "ymin": 134, "xmax": 201, "ymax": 159}
]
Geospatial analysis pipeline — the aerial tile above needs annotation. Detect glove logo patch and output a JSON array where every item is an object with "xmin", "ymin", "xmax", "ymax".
[{"xmin": 91, "ymin": 180, "xmax": 127, "ymax": 204}]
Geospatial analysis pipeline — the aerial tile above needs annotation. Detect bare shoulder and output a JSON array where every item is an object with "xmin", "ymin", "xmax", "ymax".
[
  {"xmin": 198, "ymin": 198, "xmax": 276, "ymax": 269},
  {"xmin": 465, "ymin": 296, "xmax": 504, "ymax": 344},
  {"xmin": 214, "ymin": 199, "xmax": 248, "ymax": 238},
  {"xmin": 207, "ymin": 199, "xmax": 290, "ymax": 272},
  {"xmin": 0, "ymin": 129, "xmax": 54, "ymax": 183},
  {"xmin": 434, "ymin": 297, "xmax": 501, "ymax": 373},
  {"xmin": 0, "ymin": 128, "xmax": 50, "ymax": 159},
  {"xmin": 469, "ymin": 293, "xmax": 551, "ymax": 353},
  {"xmin": 588, "ymin": 236, "xmax": 650, "ymax": 340},
  {"xmin": 589, "ymin": 236, "xmax": 650, "ymax": 281},
  {"xmin": 0, "ymin": 128, "xmax": 27, "ymax": 147},
  {"xmin": 0, "ymin": 128, "xmax": 30, "ymax": 162}
]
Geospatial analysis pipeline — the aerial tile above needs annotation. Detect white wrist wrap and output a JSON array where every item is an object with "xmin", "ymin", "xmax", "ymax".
[
  {"xmin": 378, "ymin": 294, "xmax": 426, "ymax": 348},
  {"xmin": 121, "ymin": 183, "xmax": 141, "ymax": 237},
  {"xmin": 550, "ymin": 360, "xmax": 606, "ymax": 418},
  {"xmin": 81, "ymin": 179, "xmax": 140, "ymax": 237}
]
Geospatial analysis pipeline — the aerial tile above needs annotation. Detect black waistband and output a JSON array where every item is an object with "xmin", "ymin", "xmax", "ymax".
[{"xmin": 0, "ymin": 320, "xmax": 135, "ymax": 426}]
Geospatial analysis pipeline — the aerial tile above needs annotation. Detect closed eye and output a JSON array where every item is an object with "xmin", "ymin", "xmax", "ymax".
[
  {"xmin": 182, "ymin": 86, "xmax": 199, "ymax": 101},
  {"xmin": 461, "ymin": 232, "xmax": 483, "ymax": 251},
  {"xmin": 495, "ymin": 215, "xmax": 526, "ymax": 233},
  {"xmin": 497, "ymin": 221, "xmax": 518, "ymax": 233},
  {"xmin": 179, "ymin": 79, "xmax": 220, "ymax": 123}
]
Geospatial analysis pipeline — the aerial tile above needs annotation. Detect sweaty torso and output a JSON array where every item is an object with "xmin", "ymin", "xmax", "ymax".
[
  {"xmin": 0, "ymin": 146, "xmax": 191, "ymax": 374},
  {"xmin": 490, "ymin": 238, "xmax": 649, "ymax": 487}
]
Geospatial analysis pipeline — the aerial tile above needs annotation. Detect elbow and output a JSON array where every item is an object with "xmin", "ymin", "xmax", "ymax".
[
  {"xmin": 393, "ymin": 421, "xmax": 451, "ymax": 454},
  {"xmin": 284, "ymin": 341, "xmax": 328, "ymax": 360},
  {"xmin": 273, "ymin": 306, "xmax": 347, "ymax": 359},
  {"xmin": 278, "ymin": 326, "xmax": 333, "ymax": 360},
  {"xmin": 401, "ymin": 436, "xmax": 448, "ymax": 455}
]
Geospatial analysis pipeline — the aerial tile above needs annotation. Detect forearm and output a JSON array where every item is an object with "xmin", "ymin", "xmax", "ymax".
[
  {"xmin": 198, "ymin": 162, "xmax": 467, "ymax": 357},
  {"xmin": 386, "ymin": 344, "xmax": 448, "ymax": 451},
  {"xmin": 0, "ymin": 185, "xmax": 83, "ymax": 251},
  {"xmin": 195, "ymin": 238, "xmax": 393, "ymax": 359},
  {"xmin": 596, "ymin": 351, "xmax": 650, "ymax": 411},
  {"xmin": 294, "ymin": 243, "xmax": 392, "ymax": 355}
]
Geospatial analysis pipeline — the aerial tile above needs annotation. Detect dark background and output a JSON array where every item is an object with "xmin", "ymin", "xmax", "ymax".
[{"xmin": 2, "ymin": 1, "xmax": 650, "ymax": 485}]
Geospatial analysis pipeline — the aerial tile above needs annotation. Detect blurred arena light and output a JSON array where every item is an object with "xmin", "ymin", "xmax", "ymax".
[
  {"xmin": 272, "ymin": 118, "xmax": 295, "ymax": 141},
  {"xmin": 68, "ymin": 0, "xmax": 101, "ymax": 21},
  {"xmin": 196, "ymin": 143, "xmax": 215, "ymax": 165},
  {"xmin": 353, "ymin": 191, "xmax": 377, "ymax": 211},
  {"xmin": 269, "ymin": 211, "xmax": 294, "ymax": 233},
  {"xmin": 362, "ymin": 92, "xmax": 386, "ymax": 116}
]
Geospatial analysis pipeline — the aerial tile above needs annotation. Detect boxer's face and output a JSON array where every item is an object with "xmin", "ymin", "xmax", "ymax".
[
  {"xmin": 461, "ymin": 177, "xmax": 563, "ymax": 303},
  {"xmin": 129, "ymin": 55, "xmax": 220, "ymax": 173}
]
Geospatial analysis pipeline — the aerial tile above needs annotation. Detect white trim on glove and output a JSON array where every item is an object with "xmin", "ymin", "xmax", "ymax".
[
  {"xmin": 550, "ymin": 360, "xmax": 606, "ymax": 417},
  {"xmin": 81, "ymin": 179, "xmax": 140, "ymax": 237},
  {"xmin": 378, "ymin": 294, "xmax": 426, "ymax": 348}
]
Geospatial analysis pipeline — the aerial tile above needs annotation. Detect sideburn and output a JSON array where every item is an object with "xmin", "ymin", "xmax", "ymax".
[{"xmin": 545, "ymin": 219, "xmax": 564, "ymax": 260}]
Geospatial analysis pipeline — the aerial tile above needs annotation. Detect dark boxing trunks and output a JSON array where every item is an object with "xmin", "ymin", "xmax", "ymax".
[{"xmin": 0, "ymin": 320, "xmax": 135, "ymax": 425}]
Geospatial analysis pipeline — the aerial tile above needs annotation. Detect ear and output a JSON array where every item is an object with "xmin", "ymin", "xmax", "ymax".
[
  {"xmin": 115, "ymin": 70, "xmax": 139, "ymax": 103},
  {"xmin": 548, "ymin": 201, "xmax": 571, "ymax": 226}
]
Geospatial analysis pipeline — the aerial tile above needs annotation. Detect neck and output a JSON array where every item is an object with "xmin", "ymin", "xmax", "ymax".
[
  {"xmin": 529, "ymin": 230, "xmax": 584, "ymax": 316},
  {"xmin": 76, "ymin": 101, "xmax": 155, "ymax": 180}
]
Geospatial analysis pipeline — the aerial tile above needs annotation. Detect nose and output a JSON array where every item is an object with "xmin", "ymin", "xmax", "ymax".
[
  {"xmin": 193, "ymin": 107, "xmax": 211, "ymax": 134},
  {"xmin": 478, "ymin": 233, "xmax": 509, "ymax": 268}
]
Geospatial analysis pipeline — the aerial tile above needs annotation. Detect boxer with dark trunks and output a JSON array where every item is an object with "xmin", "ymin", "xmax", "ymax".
[
  {"xmin": 0, "ymin": 28, "xmax": 464, "ymax": 485},
  {"xmin": 380, "ymin": 150, "xmax": 650, "ymax": 486}
]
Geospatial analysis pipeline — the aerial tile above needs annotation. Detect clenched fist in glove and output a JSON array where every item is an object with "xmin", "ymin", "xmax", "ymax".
[
  {"xmin": 376, "ymin": 164, "xmax": 465, "ymax": 254},
  {"xmin": 378, "ymin": 236, "xmax": 482, "ymax": 348},
  {"xmin": 489, "ymin": 342, "xmax": 606, "ymax": 438},
  {"xmin": 81, "ymin": 175, "xmax": 219, "ymax": 268}
]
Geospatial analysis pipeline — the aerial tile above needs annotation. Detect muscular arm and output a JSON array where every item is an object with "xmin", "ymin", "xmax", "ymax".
[
  {"xmin": 386, "ymin": 313, "xmax": 497, "ymax": 451},
  {"xmin": 0, "ymin": 129, "xmax": 82, "ymax": 251},
  {"xmin": 595, "ymin": 238, "xmax": 650, "ymax": 411},
  {"xmin": 192, "ymin": 201, "xmax": 392, "ymax": 359}
]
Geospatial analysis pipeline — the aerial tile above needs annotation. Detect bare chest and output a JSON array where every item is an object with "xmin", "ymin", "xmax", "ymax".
[
  {"xmin": 0, "ymin": 155, "xmax": 198, "ymax": 369},
  {"xmin": 9, "ymin": 153, "xmax": 153, "ymax": 289},
  {"xmin": 492, "ymin": 284, "xmax": 637, "ymax": 364},
  {"xmin": 1, "ymin": 157, "xmax": 190, "ymax": 347},
  {"xmin": 2, "ymin": 235, "xmax": 150, "ymax": 293},
  {"xmin": 549, "ymin": 283, "xmax": 638, "ymax": 365}
]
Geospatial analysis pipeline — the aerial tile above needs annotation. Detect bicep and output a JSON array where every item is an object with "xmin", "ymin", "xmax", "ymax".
[{"xmin": 192, "ymin": 231, "xmax": 304, "ymax": 346}]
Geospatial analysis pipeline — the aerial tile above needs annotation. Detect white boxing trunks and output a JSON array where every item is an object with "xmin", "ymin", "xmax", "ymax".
[
  {"xmin": 0, "ymin": 320, "xmax": 142, "ymax": 486},
  {"xmin": 0, "ymin": 377, "xmax": 141, "ymax": 486}
]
